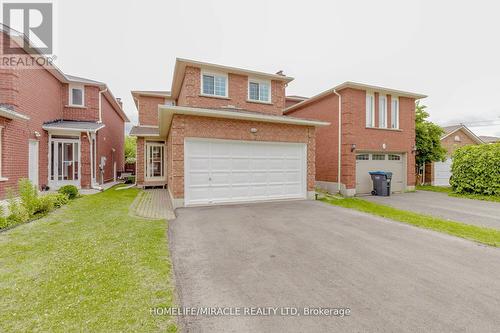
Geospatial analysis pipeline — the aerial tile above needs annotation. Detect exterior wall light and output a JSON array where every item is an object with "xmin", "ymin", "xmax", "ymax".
[
  {"xmin": 250, "ymin": 128, "xmax": 258, "ymax": 133},
  {"xmin": 351, "ymin": 144, "xmax": 356, "ymax": 152}
]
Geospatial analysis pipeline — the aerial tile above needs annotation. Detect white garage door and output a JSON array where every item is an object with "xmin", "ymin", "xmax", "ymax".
[
  {"xmin": 355, "ymin": 153, "xmax": 405, "ymax": 194},
  {"xmin": 433, "ymin": 158, "xmax": 452, "ymax": 186},
  {"xmin": 184, "ymin": 139, "xmax": 307, "ymax": 206}
]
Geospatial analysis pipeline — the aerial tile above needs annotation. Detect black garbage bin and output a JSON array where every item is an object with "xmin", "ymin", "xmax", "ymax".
[{"xmin": 368, "ymin": 171, "xmax": 393, "ymax": 196}]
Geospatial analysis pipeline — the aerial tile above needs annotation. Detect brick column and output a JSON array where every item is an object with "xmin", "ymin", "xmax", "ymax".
[{"xmin": 80, "ymin": 133, "xmax": 91, "ymax": 188}]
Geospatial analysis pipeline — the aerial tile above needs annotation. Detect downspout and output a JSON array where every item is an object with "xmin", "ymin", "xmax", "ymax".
[
  {"xmin": 98, "ymin": 88, "xmax": 108, "ymax": 123},
  {"xmin": 333, "ymin": 90, "xmax": 342, "ymax": 194},
  {"xmin": 86, "ymin": 130, "xmax": 102, "ymax": 191}
]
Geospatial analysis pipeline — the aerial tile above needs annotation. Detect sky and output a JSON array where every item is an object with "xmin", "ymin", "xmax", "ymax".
[{"xmin": 50, "ymin": 0, "xmax": 500, "ymax": 137}]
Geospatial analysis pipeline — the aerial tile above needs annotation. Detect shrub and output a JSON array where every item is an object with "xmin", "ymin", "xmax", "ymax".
[
  {"xmin": 450, "ymin": 143, "xmax": 500, "ymax": 196},
  {"xmin": 35, "ymin": 195, "xmax": 56, "ymax": 215},
  {"xmin": 7, "ymin": 191, "xmax": 30, "ymax": 225},
  {"xmin": 58, "ymin": 185, "xmax": 79, "ymax": 199},
  {"xmin": 124, "ymin": 176, "xmax": 135, "ymax": 184},
  {"xmin": 47, "ymin": 193, "xmax": 69, "ymax": 208},
  {"xmin": 18, "ymin": 178, "xmax": 39, "ymax": 216}
]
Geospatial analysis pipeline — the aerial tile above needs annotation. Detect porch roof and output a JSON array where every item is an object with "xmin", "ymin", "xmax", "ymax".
[
  {"xmin": 0, "ymin": 105, "xmax": 30, "ymax": 121},
  {"xmin": 42, "ymin": 120, "xmax": 105, "ymax": 133},
  {"xmin": 129, "ymin": 126, "xmax": 160, "ymax": 137}
]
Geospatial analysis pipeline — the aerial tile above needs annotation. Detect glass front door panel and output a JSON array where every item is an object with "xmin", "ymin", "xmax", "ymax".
[
  {"xmin": 146, "ymin": 144, "xmax": 164, "ymax": 179},
  {"xmin": 50, "ymin": 140, "xmax": 80, "ymax": 184}
]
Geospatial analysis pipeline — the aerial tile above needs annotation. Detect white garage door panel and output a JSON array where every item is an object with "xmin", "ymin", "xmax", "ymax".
[
  {"xmin": 355, "ymin": 153, "xmax": 405, "ymax": 194},
  {"xmin": 434, "ymin": 158, "xmax": 452, "ymax": 186},
  {"xmin": 185, "ymin": 139, "xmax": 307, "ymax": 206}
]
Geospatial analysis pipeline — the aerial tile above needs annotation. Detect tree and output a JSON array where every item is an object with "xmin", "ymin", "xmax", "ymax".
[
  {"xmin": 124, "ymin": 136, "xmax": 137, "ymax": 164},
  {"xmin": 415, "ymin": 102, "xmax": 446, "ymax": 175}
]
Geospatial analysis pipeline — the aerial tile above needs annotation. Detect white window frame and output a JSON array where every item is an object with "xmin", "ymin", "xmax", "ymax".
[
  {"xmin": 366, "ymin": 93, "xmax": 375, "ymax": 127},
  {"xmin": 247, "ymin": 78, "xmax": 272, "ymax": 103},
  {"xmin": 391, "ymin": 96, "xmax": 399, "ymax": 129},
  {"xmin": 200, "ymin": 70, "xmax": 228, "ymax": 98},
  {"xmin": 379, "ymin": 94, "xmax": 387, "ymax": 128},
  {"xmin": 69, "ymin": 84, "xmax": 85, "ymax": 107}
]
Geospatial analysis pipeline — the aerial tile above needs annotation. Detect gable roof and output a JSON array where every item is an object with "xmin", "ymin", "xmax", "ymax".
[
  {"xmin": 479, "ymin": 135, "xmax": 500, "ymax": 143},
  {"xmin": 440, "ymin": 124, "xmax": 484, "ymax": 144},
  {"xmin": 0, "ymin": 24, "xmax": 128, "ymax": 122},
  {"xmin": 170, "ymin": 58, "xmax": 294, "ymax": 99},
  {"xmin": 285, "ymin": 81, "xmax": 427, "ymax": 114}
]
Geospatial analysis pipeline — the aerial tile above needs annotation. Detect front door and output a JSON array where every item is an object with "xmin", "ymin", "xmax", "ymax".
[
  {"xmin": 50, "ymin": 139, "xmax": 80, "ymax": 189},
  {"xmin": 28, "ymin": 140, "xmax": 39, "ymax": 188},
  {"xmin": 145, "ymin": 142, "xmax": 165, "ymax": 181}
]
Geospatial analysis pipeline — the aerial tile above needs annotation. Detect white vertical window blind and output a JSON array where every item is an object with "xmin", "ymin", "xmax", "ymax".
[
  {"xmin": 391, "ymin": 97, "xmax": 399, "ymax": 129},
  {"xmin": 366, "ymin": 94, "xmax": 375, "ymax": 127},
  {"xmin": 379, "ymin": 95, "xmax": 387, "ymax": 128}
]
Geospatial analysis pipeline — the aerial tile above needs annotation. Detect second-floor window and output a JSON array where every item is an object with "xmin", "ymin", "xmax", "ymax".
[
  {"xmin": 379, "ymin": 95, "xmax": 387, "ymax": 128},
  {"xmin": 391, "ymin": 97, "xmax": 399, "ymax": 129},
  {"xmin": 366, "ymin": 93, "xmax": 375, "ymax": 127},
  {"xmin": 248, "ymin": 79, "xmax": 271, "ymax": 103},
  {"xmin": 201, "ymin": 72, "xmax": 227, "ymax": 97},
  {"xmin": 69, "ymin": 84, "xmax": 85, "ymax": 107}
]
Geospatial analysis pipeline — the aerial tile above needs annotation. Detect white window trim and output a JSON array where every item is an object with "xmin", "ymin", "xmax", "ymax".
[
  {"xmin": 200, "ymin": 70, "xmax": 229, "ymax": 98},
  {"xmin": 379, "ymin": 94, "xmax": 387, "ymax": 128},
  {"xmin": 247, "ymin": 78, "xmax": 272, "ymax": 104},
  {"xmin": 69, "ymin": 84, "xmax": 85, "ymax": 107},
  {"xmin": 391, "ymin": 96, "xmax": 399, "ymax": 129},
  {"xmin": 366, "ymin": 93, "xmax": 375, "ymax": 127}
]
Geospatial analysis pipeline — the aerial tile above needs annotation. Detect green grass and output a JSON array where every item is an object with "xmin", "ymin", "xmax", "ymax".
[
  {"xmin": 321, "ymin": 196, "xmax": 500, "ymax": 247},
  {"xmin": 417, "ymin": 185, "xmax": 500, "ymax": 202},
  {"xmin": 0, "ymin": 188, "xmax": 177, "ymax": 332}
]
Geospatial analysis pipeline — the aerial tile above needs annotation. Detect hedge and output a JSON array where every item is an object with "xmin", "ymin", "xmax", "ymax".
[{"xmin": 450, "ymin": 143, "xmax": 500, "ymax": 196}]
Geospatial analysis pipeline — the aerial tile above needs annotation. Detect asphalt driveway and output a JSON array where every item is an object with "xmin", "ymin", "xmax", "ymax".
[
  {"xmin": 169, "ymin": 200, "xmax": 500, "ymax": 332},
  {"xmin": 362, "ymin": 191, "xmax": 500, "ymax": 229}
]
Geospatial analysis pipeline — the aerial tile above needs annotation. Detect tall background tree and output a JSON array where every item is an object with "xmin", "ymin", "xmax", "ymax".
[
  {"xmin": 124, "ymin": 136, "xmax": 137, "ymax": 164},
  {"xmin": 415, "ymin": 102, "xmax": 446, "ymax": 183}
]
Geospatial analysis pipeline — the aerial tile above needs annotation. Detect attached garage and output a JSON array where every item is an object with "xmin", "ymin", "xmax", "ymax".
[
  {"xmin": 433, "ymin": 158, "xmax": 452, "ymax": 186},
  {"xmin": 355, "ymin": 153, "xmax": 405, "ymax": 194},
  {"xmin": 184, "ymin": 139, "xmax": 307, "ymax": 206}
]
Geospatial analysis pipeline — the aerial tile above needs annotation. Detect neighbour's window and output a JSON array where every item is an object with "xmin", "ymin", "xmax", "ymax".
[
  {"xmin": 69, "ymin": 84, "xmax": 85, "ymax": 107},
  {"xmin": 388, "ymin": 154, "xmax": 401, "ymax": 161},
  {"xmin": 356, "ymin": 154, "xmax": 369, "ymax": 160},
  {"xmin": 248, "ymin": 79, "xmax": 271, "ymax": 102},
  {"xmin": 379, "ymin": 95, "xmax": 387, "ymax": 128},
  {"xmin": 366, "ymin": 93, "xmax": 375, "ymax": 127},
  {"xmin": 454, "ymin": 135, "xmax": 461, "ymax": 142},
  {"xmin": 391, "ymin": 97, "xmax": 399, "ymax": 129},
  {"xmin": 202, "ymin": 72, "xmax": 227, "ymax": 97},
  {"xmin": 372, "ymin": 154, "xmax": 386, "ymax": 160}
]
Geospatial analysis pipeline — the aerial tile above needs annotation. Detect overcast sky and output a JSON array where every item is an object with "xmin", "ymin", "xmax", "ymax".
[{"xmin": 53, "ymin": 0, "xmax": 500, "ymax": 136}]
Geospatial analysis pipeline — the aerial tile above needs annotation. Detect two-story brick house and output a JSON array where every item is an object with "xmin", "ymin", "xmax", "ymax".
[
  {"xmin": 130, "ymin": 58, "xmax": 329, "ymax": 207},
  {"xmin": 0, "ymin": 27, "xmax": 128, "ymax": 198},
  {"xmin": 285, "ymin": 82, "xmax": 426, "ymax": 196}
]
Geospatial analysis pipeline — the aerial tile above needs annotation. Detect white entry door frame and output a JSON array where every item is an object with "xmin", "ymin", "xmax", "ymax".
[
  {"xmin": 48, "ymin": 137, "xmax": 81, "ymax": 189},
  {"xmin": 145, "ymin": 141, "xmax": 166, "ymax": 181},
  {"xmin": 28, "ymin": 140, "xmax": 39, "ymax": 188}
]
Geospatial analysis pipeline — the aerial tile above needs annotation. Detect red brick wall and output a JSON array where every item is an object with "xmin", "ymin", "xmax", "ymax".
[
  {"xmin": 62, "ymin": 85, "xmax": 100, "ymax": 121},
  {"xmin": 287, "ymin": 87, "xmax": 416, "ymax": 191},
  {"xmin": 136, "ymin": 137, "xmax": 145, "ymax": 185},
  {"xmin": 136, "ymin": 95, "xmax": 166, "ymax": 126},
  {"xmin": 441, "ymin": 128, "xmax": 478, "ymax": 156},
  {"xmin": 80, "ymin": 133, "xmax": 91, "ymax": 188},
  {"xmin": 167, "ymin": 115, "xmax": 315, "ymax": 199},
  {"xmin": 96, "ymin": 95, "xmax": 125, "ymax": 183},
  {"xmin": 177, "ymin": 66, "xmax": 286, "ymax": 115}
]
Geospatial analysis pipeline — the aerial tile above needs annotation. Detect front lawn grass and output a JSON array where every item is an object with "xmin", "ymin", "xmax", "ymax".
[
  {"xmin": 0, "ymin": 188, "xmax": 177, "ymax": 332},
  {"xmin": 416, "ymin": 185, "xmax": 500, "ymax": 202},
  {"xmin": 321, "ymin": 196, "xmax": 500, "ymax": 247}
]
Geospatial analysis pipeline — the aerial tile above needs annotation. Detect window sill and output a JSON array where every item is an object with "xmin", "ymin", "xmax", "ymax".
[
  {"xmin": 246, "ymin": 99, "xmax": 273, "ymax": 105},
  {"xmin": 0, "ymin": 177, "xmax": 8, "ymax": 182},
  {"xmin": 365, "ymin": 127, "xmax": 402, "ymax": 132},
  {"xmin": 65, "ymin": 105, "xmax": 87, "ymax": 109},
  {"xmin": 199, "ymin": 94, "xmax": 230, "ymax": 100}
]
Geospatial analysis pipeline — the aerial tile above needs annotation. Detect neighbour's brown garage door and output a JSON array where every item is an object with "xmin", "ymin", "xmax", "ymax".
[{"xmin": 355, "ymin": 153, "xmax": 405, "ymax": 194}]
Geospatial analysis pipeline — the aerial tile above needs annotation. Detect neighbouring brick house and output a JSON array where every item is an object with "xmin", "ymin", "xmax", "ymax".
[
  {"xmin": 0, "ymin": 27, "xmax": 128, "ymax": 199},
  {"xmin": 285, "ymin": 83, "xmax": 426, "ymax": 196},
  {"xmin": 424, "ymin": 124, "xmax": 484, "ymax": 186},
  {"xmin": 130, "ymin": 58, "xmax": 329, "ymax": 208}
]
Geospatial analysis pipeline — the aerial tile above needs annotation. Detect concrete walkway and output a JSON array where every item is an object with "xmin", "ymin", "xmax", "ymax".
[
  {"xmin": 130, "ymin": 189, "xmax": 176, "ymax": 220},
  {"xmin": 362, "ymin": 191, "xmax": 500, "ymax": 230}
]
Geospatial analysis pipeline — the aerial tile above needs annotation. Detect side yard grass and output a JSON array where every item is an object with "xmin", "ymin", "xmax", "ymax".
[
  {"xmin": 417, "ymin": 185, "xmax": 500, "ymax": 202},
  {"xmin": 0, "ymin": 187, "xmax": 177, "ymax": 332},
  {"xmin": 321, "ymin": 196, "xmax": 500, "ymax": 247}
]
